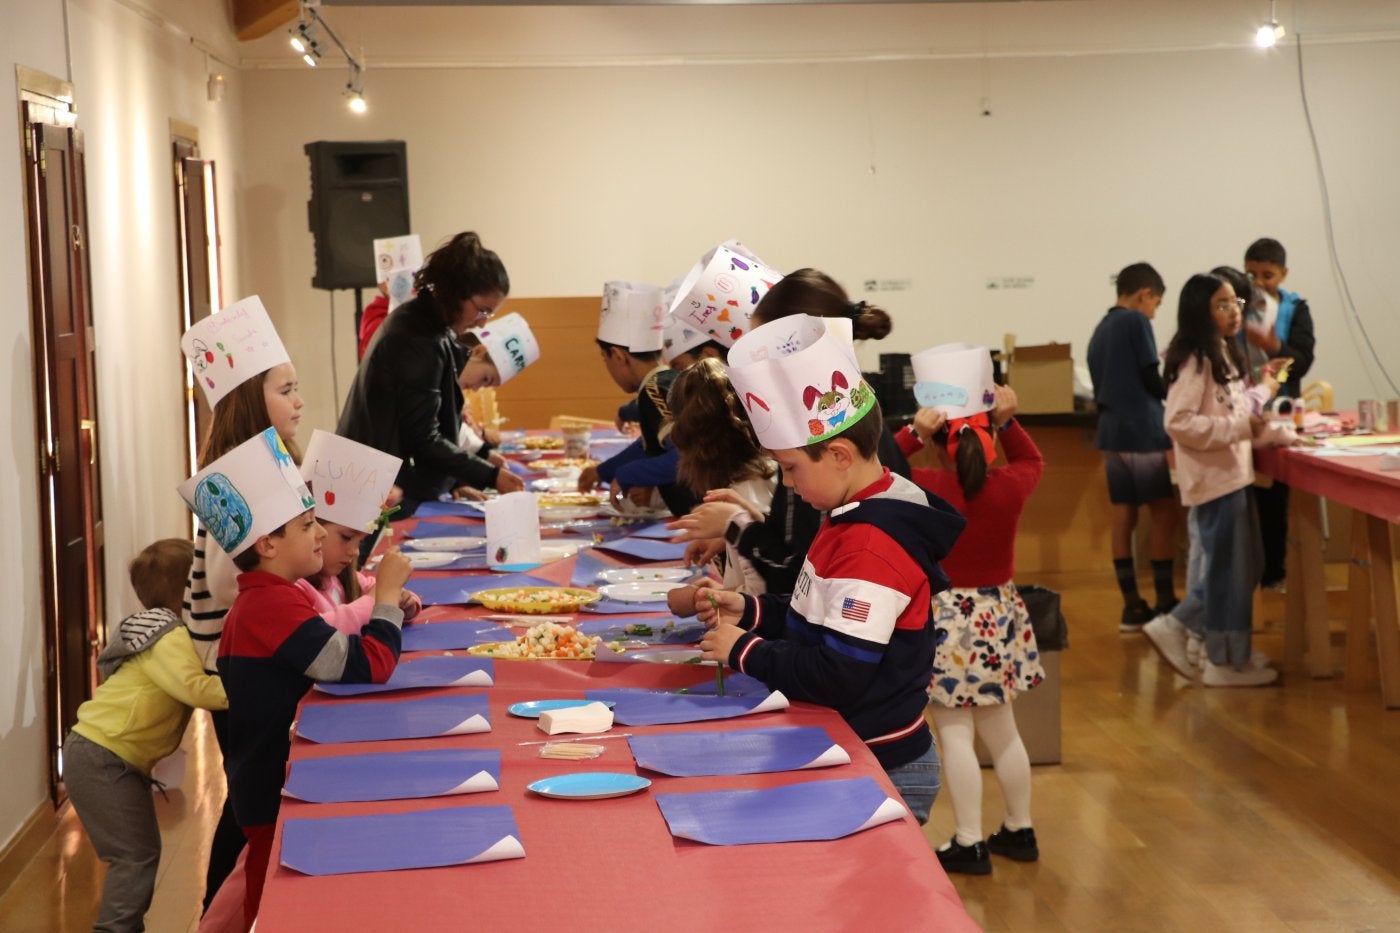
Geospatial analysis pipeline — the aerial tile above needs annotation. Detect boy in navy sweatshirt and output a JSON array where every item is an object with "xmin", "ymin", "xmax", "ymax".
[
  {"xmin": 698, "ymin": 312, "xmax": 964, "ymax": 823},
  {"xmin": 181, "ymin": 428, "xmax": 410, "ymax": 926}
]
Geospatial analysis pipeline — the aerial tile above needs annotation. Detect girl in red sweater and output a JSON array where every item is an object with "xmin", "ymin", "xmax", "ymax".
[{"xmin": 897, "ymin": 384, "xmax": 1045, "ymax": 875}]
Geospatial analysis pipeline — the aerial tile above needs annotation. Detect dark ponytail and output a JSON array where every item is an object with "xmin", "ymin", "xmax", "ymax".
[
  {"xmin": 753, "ymin": 268, "xmax": 891, "ymax": 340},
  {"xmin": 953, "ymin": 428, "xmax": 988, "ymax": 499},
  {"xmin": 415, "ymin": 231, "xmax": 510, "ymax": 324}
]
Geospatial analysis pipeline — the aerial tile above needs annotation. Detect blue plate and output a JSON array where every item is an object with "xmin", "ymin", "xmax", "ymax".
[
  {"xmin": 507, "ymin": 699, "xmax": 618, "ymax": 719},
  {"xmin": 527, "ymin": 772, "xmax": 652, "ymax": 800}
]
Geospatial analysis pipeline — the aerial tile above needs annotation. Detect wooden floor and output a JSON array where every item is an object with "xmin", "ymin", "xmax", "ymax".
[{"xmin": 4, "ymin": 571, "xmax": 1400, "ymax": 931}]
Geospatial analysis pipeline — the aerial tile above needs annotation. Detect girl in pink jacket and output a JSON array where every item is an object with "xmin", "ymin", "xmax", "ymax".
[{"xmin": 1162, "ymin": 273, "xmax": 1295, "ymax": 687}]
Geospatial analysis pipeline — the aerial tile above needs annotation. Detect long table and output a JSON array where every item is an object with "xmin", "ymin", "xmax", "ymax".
[
  {"xmin": 1256, "ymin": 445, "xmax": 1400, "ymax": 706},
  {"xmin": 253, "ymin": 515, "xmax": 977, "ymax": 931}
]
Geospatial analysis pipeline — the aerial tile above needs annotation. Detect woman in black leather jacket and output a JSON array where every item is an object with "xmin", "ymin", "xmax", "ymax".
[{"xmin": 337, "ymin": 231, "xmax": 524, "ymax": 514}]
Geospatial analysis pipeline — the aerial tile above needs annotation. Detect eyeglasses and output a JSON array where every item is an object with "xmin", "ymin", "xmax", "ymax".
[
  {"xmin": 1212, "ymin": 298, "xmax": 1246, "ymax": 311},
  {"xmin": 467, "ymin": 297, "xmax": 501, "ymax": 323}
]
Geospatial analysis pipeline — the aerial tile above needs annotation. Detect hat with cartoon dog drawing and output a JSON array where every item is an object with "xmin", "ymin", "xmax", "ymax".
[
  {"xmin": 178, "ymin": 427, "xmax": 314, "ymax": 557},
  {"xmin": 725, "ymin": 314, "xmax": 876, "ymax": 450}
]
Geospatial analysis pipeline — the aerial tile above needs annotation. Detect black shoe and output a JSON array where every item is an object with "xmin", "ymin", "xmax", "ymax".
[
  {"xmin": 936, "ymin": 838, "xmax": 991, "ymax": 875},
  {"xmin": 987, "ymin": 825, "xmax": 1039, "ymax": 862},
  {"xmin": 1119, "ymin": 601, "xmax": 1154, "ymax": 633},
  {"xmin": 1153, "ymin": 598, "xmax": 1179, "ymax": 617}
]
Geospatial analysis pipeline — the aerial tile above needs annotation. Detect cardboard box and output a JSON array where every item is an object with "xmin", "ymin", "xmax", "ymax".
[
  {"xmin": 1009, "ymin": 343, "xmax": 1074, "ymax": 414},
  {"xmin": 974, "ymin": 651, "xmax": 1061, "ymax": 766}
]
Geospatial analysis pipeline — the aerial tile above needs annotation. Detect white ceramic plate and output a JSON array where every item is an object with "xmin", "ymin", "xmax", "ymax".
[
  {"xmin": 539, "ymin": 542, "xmax": 582, "ymax": 561},
  {"xmin": 596, "ymin": 567, "xmax": 692, "ymax": 585},
  {"xmin": 600, "ymin": 503, "xmax": 670, "ymax": 520},
  {"xmin": 403, "ymin": 551, "xmax": 462, "ymax": 569},
  {"xmin": 629, "ymin": 648, "xmax": 718, "ymax": 666},
  {"xmin": 599, "ymin": 581, "xmax": 688, "ymax": 603},
  {"xmin": 527, "ymin": 772, "xmax": 651, "ymax": 800},
  {"xmin": 530, "ymin": 477, "xmax": 578, "ymax": 493},
  {"xmin": 539, "ymin": 506, "xmax": 603, "ymax": 522},
  {"xmin": 402, "ymin": 535, "xmax": 486, "ymax": 552}
]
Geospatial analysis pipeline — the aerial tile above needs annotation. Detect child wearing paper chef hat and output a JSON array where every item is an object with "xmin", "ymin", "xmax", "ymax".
[
  {"xmin": 691, "ymin": 311, "xmax": 965, "ymax": 825},
  {"xmin": 458, "ymin": 312, "xmax": 541, "ymax": 389},
  {"xmin": 297, "ymin": 430, "xmax": 423, "ymax": 634},
  {"xmin": 578, "ymin": 281, "xmax": 698, "ymax": 517},
  {"xmin": 894, "ymin": 344, "xmax": 1047, "ymax": 875},
  {"xmin": 179, "ymin": 427, "xmax": 411, "ymax": 925}
]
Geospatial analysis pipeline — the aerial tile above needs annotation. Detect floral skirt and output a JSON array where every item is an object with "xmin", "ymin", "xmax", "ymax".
[{"xmin": 929, "ymin": 580, "xmax": 1045, "ymax": 708}]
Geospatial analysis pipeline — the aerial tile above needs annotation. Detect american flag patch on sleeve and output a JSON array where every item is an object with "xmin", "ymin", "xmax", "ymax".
[{"xmin": 841, "ymin": 597, "xmax": 871, "ymax": 622}]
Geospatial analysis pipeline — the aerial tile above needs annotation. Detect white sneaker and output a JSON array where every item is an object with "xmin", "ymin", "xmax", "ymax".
[
  {"xmin": 1202, "ymin": 660, "xmax": 1280, "ymax": 687},
  {"xmin": 1143, "ymin": 615, "xmax": 1196, "ymax": 678},
  {"xmin": 1186, "ymin": 635, "xmax": 1204, "ymax": 670}
]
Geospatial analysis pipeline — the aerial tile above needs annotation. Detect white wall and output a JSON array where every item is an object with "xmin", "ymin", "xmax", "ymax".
[
  {"xmin": 234, "ymin": 0, "xmax": 1400, "ymax": 440},
  {"xmin": 0, "ymin": 0, "xmax": 245, "ymax": 853}
]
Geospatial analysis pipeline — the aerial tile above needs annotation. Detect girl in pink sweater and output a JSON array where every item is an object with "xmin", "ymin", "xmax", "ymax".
[{"xmin": 1162, "ymin": 273, "xmax": 1295, "ymax": 687}]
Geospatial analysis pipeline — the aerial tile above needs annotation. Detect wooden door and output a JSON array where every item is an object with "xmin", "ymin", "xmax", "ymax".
[{"xmin": 25, "ymin": 107, "xmax": 106, "ymax": 795}]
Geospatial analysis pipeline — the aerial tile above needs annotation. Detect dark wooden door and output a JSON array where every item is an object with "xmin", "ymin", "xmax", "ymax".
[
  {"xmin": 26, "ymin": 112, "xmax": 105, "ymax": 793},
  {"xmin": 175, "ymin": 141, "xmax": 220, "ymax": 468}
]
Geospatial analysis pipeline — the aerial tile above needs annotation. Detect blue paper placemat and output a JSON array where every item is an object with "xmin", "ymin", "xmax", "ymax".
[
  {"xmin": 674, "ymin": 672, "xmax": 770, "ymax": 697},
  {"xmin": 402, "ymin": 621, "xmax": 515, "ymax": 651},
  {"xmin": 569, "ymin": 548, "xmax": 614, "ymax": 586},
  {"xmin": 410, "ymin": 517, "xmax": 484, "ymax": 535},
  {"xmin": 576, "ymin": 618, "xmax": 704, "ymax": 645},
  {"xmin": 315, "ymin": 656, "xmax": 494, "ymax": 695},
  {"xmin": 412, "ymin": 503, "xmax": 486, "ymax": 521},
  {"xmin": 581, "ymin": 597, "xmax": 671, "ymax": 614},
  {"xmin": 410, "ymin": 572, "xmax": 553, "ymax": 607},
  {"xmin": 594, "ymin": 537, "xmax": 689, "ymax": 562},
  {"xmin": 284, "ymin": 749, "xmax": 502, "ymax": 803},
  {"xmin": 281, "ymin": 805, "xmax": 524, "ymax": 875},
  {"xmin": 654, "ymin": 778, "xmax": 906, "ymax": 846},
  {"xmin": 627, "ymin": 523, "xmax": 683, "ymax": 540},
  {"xmin": 586, "ymin": 688, "xmax": 787, "ymax": 726},
  {"xmin": 629, "ymin": 727, "xmax": 848, "ymax": 777},
  {"xmin": 296, "ymin": 693, "xmax": 490, "ymax": 743}
]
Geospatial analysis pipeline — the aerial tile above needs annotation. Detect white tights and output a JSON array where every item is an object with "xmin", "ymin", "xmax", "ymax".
[{"xmin": 929, "ymin": 702, "xmax": 1033, "ymax": 845}]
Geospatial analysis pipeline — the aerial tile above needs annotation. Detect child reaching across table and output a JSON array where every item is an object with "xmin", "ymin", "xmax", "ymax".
[
  {"xmin": 64, "ymin": 539, "xmax": 228, "ymax": 933},
  {"xmin": 695, "ymin": 311, "xmax": 965, "ymax": 824},
  {"xmin": 181, "ymin": 428, "xmax": 411, "ymax": 927},
  {"xmin": 297, "ymin": 430, "xmax": 422, "ymax": 633},
  {"xmin": 896, "ymin": 354, "xmax": 1045, "ymax": 875}
]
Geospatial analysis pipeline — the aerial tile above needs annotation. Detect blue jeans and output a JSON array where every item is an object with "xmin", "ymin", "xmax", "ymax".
[
  {"xmin": 884, "ymin": 742, "xmax": 941, "ymax": 824},
  {"xmin": 1195, "ymin": 488, "xmax": 1257, "ymax": 666},
  {"xmin": 1173, "ymin": 507, "xmax": 1206, "ymax": 637}
]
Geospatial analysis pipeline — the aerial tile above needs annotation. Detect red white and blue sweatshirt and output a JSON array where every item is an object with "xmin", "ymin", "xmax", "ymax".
[
  {"xmin": 727, "ymin": 470, "xmax": 965, "ymax": 769},
  {"xmin": 217, "ymin": 571, "xmax": 403, "ymax": 827}
]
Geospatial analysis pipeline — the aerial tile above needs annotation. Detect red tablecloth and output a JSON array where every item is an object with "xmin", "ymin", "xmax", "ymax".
[
  {"xmin": 253, "ymin": 519, "xmax": 976, "ymax": 932},
  {"xmin": 1256, "ymin": 446, "xmax": 1400, "ymax": 524}
]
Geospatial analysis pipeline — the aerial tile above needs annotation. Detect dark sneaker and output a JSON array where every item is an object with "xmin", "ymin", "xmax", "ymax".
[
  {"xmin": 987, "ymin": 825, "xmax": 1039, "ymax": 862},
  {"xmin": 936, "ymin": 838, "xmax": 991, "ymax": 875},
  {"xmin": 1119, "ymin": 600, "xmax": 1154, "ymax": 633},
  {"xmin": 1152, "ymin": 598, "xmax": 1179, "ymax": 617}
]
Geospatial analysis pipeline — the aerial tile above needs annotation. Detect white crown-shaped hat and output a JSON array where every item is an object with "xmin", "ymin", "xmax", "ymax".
[
  {"xmin": 598, "ymin": 281, "xmax": 665, "ymax": 353},
  {"xmin": 299, "ymin": 430, "xmax": 404, "ymax": 533},
  {"xmin": 178, "ymin": 427, "xmax": 314, "ymax": 557},
  {"xmin": 469, "ymin": 312, "xmax": 540, "ymax": 384},
  {"xmin": 726, "ymin": 314, "xmax": 877, "ymax": 450},
  {"xmin": 668, "ymin": 239, "xmax": 783, "ymax": 348},
  {"xmin": 181, "ymin": 297, "xmax": 291, "ymax": 408},
  {"xmin": 911, "ymin": 343, "xmax": 996, "ymax": 419}
]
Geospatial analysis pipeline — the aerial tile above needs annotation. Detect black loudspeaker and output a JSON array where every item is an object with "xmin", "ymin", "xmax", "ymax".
[{"xmin": 305, "ymin": 140, "xmax": 410, "ymax": 290}]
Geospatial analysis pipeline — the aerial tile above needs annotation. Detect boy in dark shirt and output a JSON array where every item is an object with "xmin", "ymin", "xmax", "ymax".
[{"xmin": 1086, "ymin": 262, "xmax": 1177, "ymax": 631}]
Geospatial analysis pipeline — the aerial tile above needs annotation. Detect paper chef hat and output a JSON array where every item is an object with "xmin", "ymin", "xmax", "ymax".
[
  {"xmin": 469, "ymin": 313, "xmax": 540, "ymax": 384},
  {"xmin": 726, "ymin": 314, "xmax": 877, "ymax": 451},
  {"xmin": 178, "ymin": 427, "xmax": 315, "ymax": 558},
  {"xmin": 598, "ymin": 281, "xmax": 665, "ymax": 353},
  {"xmin": 911, "ymin": 343, "xmax": 996, "ymax": 419},
  {"xmin": 661, "ymin": 316, "xmax": 711, "ymax": 364},
  {"xmin": 668, "ymin": 240, "xmax": 784, "ymax": 348},
  {"xmin": 299, "ymin": 430, "xmax": 404, "ymax": 533},
  {"xmin": 181, "ymin": 296, "xmax": 291, "ymax": 408},
  {"xmin": 374, "ymin": 235, "xmax": 424, "ymax": 312}
]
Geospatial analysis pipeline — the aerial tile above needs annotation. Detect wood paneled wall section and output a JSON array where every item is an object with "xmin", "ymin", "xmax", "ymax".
[{"xmin": 492, "ymin": 296, "xmax": 632, "ymax": 431}]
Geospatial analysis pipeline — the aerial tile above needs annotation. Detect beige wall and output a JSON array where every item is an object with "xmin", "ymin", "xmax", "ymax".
[
  {"xmin": 234, "ymin": 0, "xmax": 1400, "ymax": 443},
  {"xmin": 0, "ymin": 0, "xmax": 246, "ymax": 852}
]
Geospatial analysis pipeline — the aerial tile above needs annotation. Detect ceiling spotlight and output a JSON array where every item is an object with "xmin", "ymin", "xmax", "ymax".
[
  {"xmin": 1256, "ymin": 0, "xmax": 1285, "ymax": 48},
  {"xmin": 290, "ymin": 19, "xmax": 315, "ymax": 54},
  {"xmin": 303, "ymin": 51, "xmax": 319, "ymax": 68},
  {"xmin": 347, "ymin": 92, "xmax": 367, "ymax": 114},
  {"xmin": 345, "ymin": 66, "xmax": 367, "ymax": 114}
]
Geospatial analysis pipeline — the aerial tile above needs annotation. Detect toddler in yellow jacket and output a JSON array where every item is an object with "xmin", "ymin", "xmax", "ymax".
[{"xmin": 64, "ymin": 539, "xmax": 228, "ymax": 933}]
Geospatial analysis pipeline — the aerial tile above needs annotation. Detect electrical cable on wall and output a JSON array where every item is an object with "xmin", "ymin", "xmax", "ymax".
[
  {"xmin": 329, "ymin": 291, "xmax": 341, "ymax": 419},
  {"xmin": 1295, "ymin": 32, "xmax": 1399, "ymax": 396}
]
